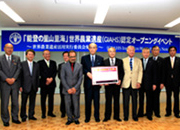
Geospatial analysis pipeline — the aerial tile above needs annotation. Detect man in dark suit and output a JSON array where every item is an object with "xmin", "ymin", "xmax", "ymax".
[
  {"xmin": 20, "ymin": 49, "xmax": 39, "ymax": 122},
  {"xmin": 38, "ymin": 50, "xmax": 57, "ymax": 118},
  {"xmin": 150, "ymin": 45, "xmax": 165, "ymax": 118},
  {"xmin": 0, "ymin": 43, "xmax": 21, "ymax": 126},
  {"xmin": 61, "ymin": 50, "xmax": 83, "ymax": 125},
  {"xmin": 164, "ymin": 46, "xmax": 180, "ymax": 118},
  {"xmin": 103, "ymin": 47, "xmax": 124, "ymax": 122},
  {"xmin": 81, "ymin": 43, "xmax": 104, "ymax": 122},
  {"xmin": 138, "ymin": 47, "xmax": 157, "ymax": 120},
  {"xmin": 58, "ymin": 51, "xmax": 69, "ymax": 118}
]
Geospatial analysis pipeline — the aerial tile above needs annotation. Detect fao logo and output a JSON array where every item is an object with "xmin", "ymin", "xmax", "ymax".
[{"xmin": 9, "ymin": 32, "xmax": 22, "ymax": 45}]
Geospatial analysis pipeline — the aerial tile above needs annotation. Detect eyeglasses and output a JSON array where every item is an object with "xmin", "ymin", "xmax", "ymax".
[
  {"xmin": 89, "ymin": 47, "xmax": 97, "ymax": 49},
  {"xmin": 5, "ymin": 47, "xmax": 13, "ymax": 49},
  {"xmin": 69, "ymin": 56, "xmax": 76, "ymax": 58}
]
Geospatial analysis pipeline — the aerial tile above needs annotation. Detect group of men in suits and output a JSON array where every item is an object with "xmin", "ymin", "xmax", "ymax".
[
  {"xmin": 1, "ymin": 42, "xmax": 180, "ymax": 127},
  {"xmin": 0, "ymin": 44, "xmax": 57, "ymax": 127}
]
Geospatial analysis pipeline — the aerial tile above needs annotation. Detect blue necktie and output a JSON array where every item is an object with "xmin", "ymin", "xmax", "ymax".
[
  {"xmin": 92, "ymin": 56, "xmax": 94, "ymax": 67},
  {"xmin": 153, "ymin": 57, "xmax": 156, "ymax": 61},
  {"xmin": 130, "ymin": 58, "xmax": 133, "ymax": 71}
]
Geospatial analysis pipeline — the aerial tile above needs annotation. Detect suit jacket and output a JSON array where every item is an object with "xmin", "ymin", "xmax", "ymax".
[
  {"xmin": 141, "ymin": 58, "xmax": 157, "ymax": 90},
  {"xmin": 122, "ymin": 57, "xmax": 143, "ymax": 89},
  {"xmin": 164, "ymin": 56, "xmax": 180, "ymax": 87},
  {"xmin": 81, "ymin": 54, "xmax": 104, "ymax": 89},
  {"xmin": 149, "ymin": 56, "xmax": 165, "ymax": 85},
  {"xmin": 103, "ymin": 58, "xmax": 124, "ymax": 86},
  {"xmin": 58, "ymin": 62, "xmax": 65, "ymax": 88},
  {"xmin": 21, "ymin": 60, "xmax": 40, "ymax": 93},
  {"xmin": 61, "ymin": 62, "xmax": 83, "ymax": 95},
  {"xmin": 38, "ymin": 59, "xmax": 57, "ymax": 88},
  {"xmin": 0, "ymin": 54, "xmax": 21, "ymax": 89}
]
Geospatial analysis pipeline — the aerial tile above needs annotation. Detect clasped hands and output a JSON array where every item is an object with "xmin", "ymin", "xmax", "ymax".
[
  {"xmin": 6, "ymin": 78, "xmax": 15, "ymax": 85},
  {"xmin": 67, "ymin": 87, "xmax": 76, "ymax": 94}
]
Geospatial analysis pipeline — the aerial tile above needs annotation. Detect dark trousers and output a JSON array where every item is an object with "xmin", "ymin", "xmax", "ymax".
[
  {"xmin": 138, "ymin": 86, "xmax": 153, "ymax": 117},
  {"xmin": 20, "ymin": 89, "xmax": 36, "ymax": 119},
  {"xmin": 1, "ymin": 86, "xmax": 19, "ymax": 123},
  {"xmin": 146, "ymin": 90, "xmax": 153, "ymax": 117},
  {"xmin": 165, "ymin": 80, "xmax": 179, "ymax": 115},
  {"xmin": 123, "ymin": 86, "xmax": 138, "ymax": 119},
  {"xmin": 85, "ymin": 86, "xmax": 100, "ymax": 120},
  {"xmin": 152, "ymin": 86, "xmax": 161, "ymax": 115},
  {"xmin": 104, "ymin": 85, "xmax": 120, "ymax": 119},
  {"xmin": 60, "ymin": 84, "xmax": 66, "ymax": 115},
  {"xmin": 138, "ymin": 87, "xmax": 145, "ymax": 116},
  {"xmin": 40, "ymin": 87, "xmax": 55, "ymax": 116}
]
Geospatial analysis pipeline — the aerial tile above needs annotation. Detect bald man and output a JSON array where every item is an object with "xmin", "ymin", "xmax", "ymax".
[
  {"xmin": 103, "ymin": 47, "xmax": 124, "ymax": 122},
  {"xmin": 81, "ymin": 43, "xmax": 104, "ymax": 122},
  {"xmin": 0, "ymin": 43, "xmax": 21, "ymax": 126}
]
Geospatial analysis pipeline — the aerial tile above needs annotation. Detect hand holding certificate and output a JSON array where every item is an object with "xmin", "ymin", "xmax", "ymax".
[{"xmin": 91, "ymin": 66, "xmax": 119, "ymax": 85}]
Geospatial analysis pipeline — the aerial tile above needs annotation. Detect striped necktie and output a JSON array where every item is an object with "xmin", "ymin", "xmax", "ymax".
[{"xmin": 130, "ymin": 58, "xmax": 133, "ymax": 71}]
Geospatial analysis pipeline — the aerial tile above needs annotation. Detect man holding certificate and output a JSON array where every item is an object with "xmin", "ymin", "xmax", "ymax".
[
  {"xmin": 122, "ymin": 45, "xmax": 143, "ymax": 121},
  {"xmin": 81, "ymin": 43, "xmax": 104, "ymax": 123},
  {"xmin": 103, "ymin": 47, "xmax": 124, "ymax": 122}
]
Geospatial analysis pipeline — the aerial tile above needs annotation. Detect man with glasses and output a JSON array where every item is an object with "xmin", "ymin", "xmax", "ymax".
[
  {"xmin": 150, "ymin": 46, "xmax": 165, "ymax": 118},
  {"xmin": 61, "ymin": 50, "xmax": 83, "ymax": 125},
  {"xmin": 0, "ymin": 43, "xmax": 21, "ymax": 126}
]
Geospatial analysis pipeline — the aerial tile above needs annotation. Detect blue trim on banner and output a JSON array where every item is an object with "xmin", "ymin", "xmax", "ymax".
[{"xmin": 1, "ymin": 30, "xmax": 180, "ymax": 53}]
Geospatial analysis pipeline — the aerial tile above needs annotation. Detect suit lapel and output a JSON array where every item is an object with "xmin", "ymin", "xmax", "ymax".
[
  {"xmin": 126, "ymin": 57, "xmax": 131, "ymax": 71},
  {"xmin": 43, "ymin": 60, "xmax": 49, "ymax": 69},
  {"xmin": 87, "ymin": 55, "xmax": 92, "ymax": 67},
  {"xmin": 25, "ymin": 61, "xmax": 31, "ymax": 76},
  {"xmin": 168, "ymin": 57, "xmax": 171, "ymax": 68},
  {"xmin": 67, "ymin": 62, "xmax": 73, "ymax": 74},
  {"xmin": 115, "ymin": 58, "xmax": 118, "ymax": 66},
  {"xmin": 107, "ymin": 58, "xmax": 111, "ymax": 66},
  {"xmin": 2, "ymin": 55, "xmax": 9, "ymax": 70},
  {"xmin": 94, "ymin": 55, "xmax": 98, "ymax": 66},
  {"xmin": 10, "ymin": 55, "xmax": 15, "ymax": 72},
  {"xmin": 132, "ymin": 57, "xmax": 135, "ymax": 71},
  {"xmin": 32, "ymin": 61, "xmax": 36, "ymax": 76},
  {"xmin": 146, "ymin": 58, "xmax": 150, "ymax": 69},
  {"xmin": 73, "ymin": 63, "xmax": 78, "ymax": 74},
  {"xmin": 173, "ymin": 57, "xmax": 177, "ymax": 69}
]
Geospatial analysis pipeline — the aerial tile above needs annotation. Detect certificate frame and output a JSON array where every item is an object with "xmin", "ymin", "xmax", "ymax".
[{"xmin": 91, "ymin": 66, "xmax": 119, "ymax": 85}]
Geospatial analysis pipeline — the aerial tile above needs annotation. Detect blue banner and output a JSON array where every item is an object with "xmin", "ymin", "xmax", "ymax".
[{"xmin": 1, "ymin": 30, "xmax": 180, "ymax": 53}]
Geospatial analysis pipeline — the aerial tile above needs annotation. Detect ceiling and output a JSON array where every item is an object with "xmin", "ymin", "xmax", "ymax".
[{"xmin": 0, "ymin": 0, "xmax": 180, "ymax": 33}]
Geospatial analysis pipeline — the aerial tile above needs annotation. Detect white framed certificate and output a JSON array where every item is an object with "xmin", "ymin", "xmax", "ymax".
[{"xmin": 91, "ymin": 66, "xmax": 119, "ymax": 85}]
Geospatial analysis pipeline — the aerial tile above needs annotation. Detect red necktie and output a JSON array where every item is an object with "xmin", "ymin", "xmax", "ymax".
[{"xmin": 71, "ymin": 63, "xmax": 74, "ymax": 72}]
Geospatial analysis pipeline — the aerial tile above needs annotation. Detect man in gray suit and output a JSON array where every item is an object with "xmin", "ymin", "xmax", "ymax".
[
  {"xmin": 61, "ymin": 50, "xmax": 83, "ymax": 125},
  {"xmin": 0, "ymin": 43, "xmax": 21, "ymax": 126}
]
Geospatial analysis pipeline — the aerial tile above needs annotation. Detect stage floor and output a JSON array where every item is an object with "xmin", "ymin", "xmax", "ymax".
[{"xmin": 0, "ymin": 103, "xmax": 180, "ymax": 130}]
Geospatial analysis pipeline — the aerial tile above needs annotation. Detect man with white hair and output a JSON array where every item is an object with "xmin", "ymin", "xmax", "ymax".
[{"xmin": 122, "ymin": 45, "xmax": 143, "ymax": 121}]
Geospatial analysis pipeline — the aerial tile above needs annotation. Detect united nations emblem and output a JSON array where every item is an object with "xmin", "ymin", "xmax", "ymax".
[{"xmin": 9, "ymin": 32, "xmax": 22, "ymax": 45}]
